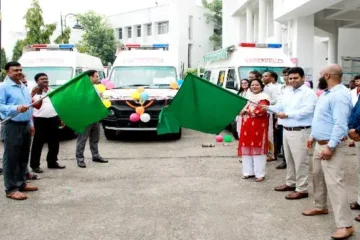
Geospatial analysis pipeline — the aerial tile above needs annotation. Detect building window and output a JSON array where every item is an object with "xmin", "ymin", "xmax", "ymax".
[
  {"xmin": 188, "ymin": 16, "xmax": 193, "ymax": 40},
  {"xmin": 127, "ymin": 27, "xmax": 132, "ymax": 38},
  {"xmin": 147, "ymin": 24, "xmax": 152, "ymax": 36},
  {"xmin": 158, "ymin": 21, "xmax": 169, "ymax": 35},
  {"xmin": 118, "ymin": 28, "xmax": 123, "ymax": 39},
  {"xmin": 137, "ymin": 25, "xmax": 141, "ymax": 37}
]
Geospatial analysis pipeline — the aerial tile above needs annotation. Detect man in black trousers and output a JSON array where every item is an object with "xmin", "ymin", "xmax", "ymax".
[{"xmin": 30, "ymin": 73, "xmax": 65, "ymax": 173}]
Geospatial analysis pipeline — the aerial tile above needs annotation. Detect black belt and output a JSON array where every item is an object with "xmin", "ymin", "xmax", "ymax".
[
  {"xmin": 283, "ymin": 126, "xmax": 311, "ymax": 131},
  {"xmin": 8, "ymin": 120, "xmax": 29, "ymax": 125}
]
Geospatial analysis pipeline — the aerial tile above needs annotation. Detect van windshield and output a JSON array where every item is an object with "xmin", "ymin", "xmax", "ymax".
[
  {"xmin": 110, "ymin": 66, "xmax": 177, "ymax": 88},
  {"xmin": 239, "ymin": 66, "xmax": 286, "ymax": 84},
  {"xmin": 22, "ymin": 67, "xmax": 73, "ymax": 87}
]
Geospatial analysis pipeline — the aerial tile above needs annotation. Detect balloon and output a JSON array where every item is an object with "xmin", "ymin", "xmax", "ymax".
[
  {"xmin": 95, "ymin": 84, "xmax": 106, "ymax": 94},
  {"xmin": 140, "ymin": 113, "xmax": 151, "ymax": 123},
  {"xmin": 137, "ymin": 87, "xmax": 145, "ymax": 93},
  {"xmin": 177, "ymin": 79, "xmax": 184, "ymax": 86},
  {"xmin": 305, "ymin": 82, "xmax": 311, "ymax": 88},
  {"xmin": 215, "ymin": 135, "xmax": 223, "ymax": 142},
  {"xmin": 135, "ymin": 106, "xmax": 145, "ymax": 115},
  {"xmin": 105, "ymin": 81, "xmax": 114, "ymax": 90},
  {"xmin": 316, "ymin": 89, "xmax": 324, "ymax": 97},
  {"xmin": 131, "ymin": 91, "xmax": 140, "ymax": 100},
  {"xmin": 224, "ymin": 135, "xmax": 233, "ymax": 143},
  {"xmin": 129, "ymin": 113, "xmax": 140, "ymax": 122},
  {"xmin": 170, "ymin": 81, "xmax": 179, "ymax": 90},
  {"xmin": 102, "ymin": 99, "xmax": 111, "ymax": 108},
  {"xmin": 140, "ymin": 92, "xmax": 149, "ymax": 101},
  {"xmin": 101, "ymin": 78, "xmax": 110, "ymax": 85}
]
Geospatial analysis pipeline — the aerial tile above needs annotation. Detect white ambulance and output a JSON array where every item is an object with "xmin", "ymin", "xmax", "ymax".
[
  {"xmin": 202, "ymin": 42, "xmax": 295, "ymax": 138},
  {"xmin": 101, "ymin": 43, "xmax": 182, "ymax": 140},
  {"xmin": 19, "ymin": 44, "xmax": 106, "ymax": 90},
  {"xmin": 18, "ymin": 44, "xmax": 106, "ymax": 139}
]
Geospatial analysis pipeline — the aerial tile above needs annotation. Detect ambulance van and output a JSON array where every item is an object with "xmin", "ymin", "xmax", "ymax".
[
  {"xmin": 18, "ymin": 44, "xmax": 106, "ymax": 139},
  {"xmin": 101, "ymin": 43, "xmax": 182, "ymax": 140},
  {"xmin": 202, "ymin": 42, "xmax": 295, "ymax": 138}
]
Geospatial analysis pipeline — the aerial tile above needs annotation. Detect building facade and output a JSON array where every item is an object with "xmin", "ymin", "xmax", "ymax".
[
  {"xmin": 107, "ymin": 0, "xmax": 214, "ymax": 71},
  {"xmin": 223, "ymin": 0, "xmax": 360, "ymax": 86}
]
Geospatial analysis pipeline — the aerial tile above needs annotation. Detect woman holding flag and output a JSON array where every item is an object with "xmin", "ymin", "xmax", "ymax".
[{"xmin": 238, "ymin": 79, "xmax": 270, "ymax": 182}]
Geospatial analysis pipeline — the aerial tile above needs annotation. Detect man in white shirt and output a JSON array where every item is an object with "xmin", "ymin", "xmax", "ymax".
[
  {"xmin": 264, "ymin": 67, "xmax": 317, "ymax": 200},
  {"xmin": 30, "ymin": 73, "xmax": 65, "ymax": 173}
]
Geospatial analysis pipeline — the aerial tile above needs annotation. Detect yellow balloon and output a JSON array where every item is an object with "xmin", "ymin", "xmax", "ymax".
[
  {"xmin": 102, "ymin": 99, "xmax": 111, "ymax": 108},
  {"xmin": 96, "ymin": 84, "xmax": 106, "ymax": 94},
  {"xmin": 170, "ymin": 81, "xmax": 179, "ymax": 90},
  {"xmin": 131, "ymin": 91, "xmax": 140, "ymax": 100},
  {"xmin": 137, "ymin": 87, "xmax": 145, "ymax": 93}
]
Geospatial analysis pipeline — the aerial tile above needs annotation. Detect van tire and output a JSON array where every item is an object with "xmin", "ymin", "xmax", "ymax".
[
  {"xmin": 104, "ymin": 129, "xmax": 117, "ymax": 140},
  {"xmin": 166, "ymin": 129, "xmax": 182, "ymax": 140}
]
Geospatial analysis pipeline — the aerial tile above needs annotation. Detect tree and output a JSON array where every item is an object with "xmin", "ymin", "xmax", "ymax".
[
  {"xmin": 11, "ymin": 0, "xmax": 56, "ymax": 60},
  {"xmin": 1, "ymin": 48, "xmax": 7, "ymax": 81},
  {"xmin": 202, "ymin": 0, "xmax": 222, "ymax": 50},
  {"xmin": 54, "ymin": 27, "xmax": 71, "ymax": 44},
  {"xmin": 76, "ymin": 11, "xmax": 118, "ymax": 65}
]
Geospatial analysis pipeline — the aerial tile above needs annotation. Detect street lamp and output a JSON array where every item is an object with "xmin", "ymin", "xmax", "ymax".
[{"xmin": 60, "ymin": 13, "xmax": 83, "ymax": 43}]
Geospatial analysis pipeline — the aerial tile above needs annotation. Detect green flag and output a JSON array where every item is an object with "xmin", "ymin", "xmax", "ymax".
[
  {"xmin": 48, "ymin": 73, "xmax": 110, "ymax": 133},
  {"xmin": 157, "ymin": 73, "xmax": 248, "ymax": 135}
]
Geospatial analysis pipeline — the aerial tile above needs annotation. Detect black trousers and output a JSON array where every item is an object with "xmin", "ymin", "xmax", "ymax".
[
  {"xmin": 3, "ymin": 121, "xmax": 31, "ymax": 194},
  {"xmin": 30, "ymin": 116, "xmax": 60, "ymax": 169},
  {"xmin": 275, "ymin": 124, "xmax": 286, "ymax": 163}
]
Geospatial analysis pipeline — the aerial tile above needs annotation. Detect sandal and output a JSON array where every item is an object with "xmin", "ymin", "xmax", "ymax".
[
  {"xmin": 350, "ymin": 201, "xmax": 360, "ymax": 210},
  {"xmin": 255, "ymin": 177, "xmax": 265, "ymax": 182},
  {"xmin": 355, "ymin": 215, "xmax": 360, "ymax": 222},
  {"xmin": 26, "ymin": 173, "xmax": 41, "ymax": 180},
  {"xmin": 6, "ymin": 191, "xmax": 27, "ymax": 200},
  {"xmin": 242, "ymin": 175, "xmax": 255, "ymax": 179}
]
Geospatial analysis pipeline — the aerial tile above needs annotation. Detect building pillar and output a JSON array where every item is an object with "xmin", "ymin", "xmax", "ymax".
[
  {"xmin": 253, "ymin": 11, "xmax": 258, "ymax": 42},
  {"xmin": 239, "ymin": 14, "xmax": 247, "ymax": 43},
  {"xmin": 152, "ymin": 22, "xmax": 157, "ymax": 41},
  {"xmin": 328, "ymin": 33, "xmax": 338, "ymax": 64},
  {"xmin": 291, "ymin": 15, "xmax": 315, "ymax": 83},
  {"xmin": 274, "ymin": 21, "xmax": 282, "ymax": 43},
  {"xmin": 258, "ymin": 0, "xmax": 267, "ymax": 42},
  {"xmin": 132, "ymin": 25, "xmax": 137, "ymax": 42},
  {"xmin": 246, "ymin": 7, "xmax": 253, "ymax": 42}
]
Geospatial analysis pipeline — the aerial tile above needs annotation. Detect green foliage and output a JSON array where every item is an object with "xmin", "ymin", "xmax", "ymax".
[
  {"xmin": 11, "ymin": 0, "xmax": 57, "ymax": 60},
  {"xmin": 185, "ymin": 68, "xmax": 205, "ymax": 77},
  {"xmin": 54, "ymin": 27, "xmax": 71, "ymax": 44},
  {"xmin": 202, "ymin": 0, "xmax": 222, "ymax": 50},
  {"xmin": 1, "ymin": 48, "xmax": 7, "ymax": 81},
  {"xmin": 76, "ymin": 11, "xmax": 118, "ymax": 65}
]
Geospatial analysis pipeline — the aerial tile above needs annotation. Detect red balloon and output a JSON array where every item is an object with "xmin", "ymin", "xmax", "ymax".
[{"xmin": 129, "ymin": 113, "xmax": 140, "ymax": 122}]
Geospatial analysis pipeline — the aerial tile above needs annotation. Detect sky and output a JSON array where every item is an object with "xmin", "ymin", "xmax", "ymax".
[{"xmin": 2, "ymin": 0, "xmax": 202, "ymax": 58}]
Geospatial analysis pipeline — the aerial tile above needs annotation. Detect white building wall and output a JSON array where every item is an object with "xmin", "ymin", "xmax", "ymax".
[
  {"xmin": 107, "ymin": 1, "xmax": 214, "ymax": 70},
  {"xmin": 338, "ymin": 28, "xmax": 360, "ymax": 63}
]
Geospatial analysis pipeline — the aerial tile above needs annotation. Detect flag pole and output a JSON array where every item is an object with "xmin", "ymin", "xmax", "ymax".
[{"xmin": 0, "ymin": 94, "xmax": 50, "ymax": 124}]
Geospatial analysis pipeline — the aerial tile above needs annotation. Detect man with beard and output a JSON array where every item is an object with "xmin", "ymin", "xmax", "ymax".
[
  {"xmin": 30, "ymin": 73, "xmax": 65, "ymax": 173},
  {"xmin": 302, "ymin": 64, "xmax": 354, "ymax": 239}
]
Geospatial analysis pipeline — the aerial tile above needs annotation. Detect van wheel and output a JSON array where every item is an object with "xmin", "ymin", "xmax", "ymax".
[
  {"xmin": 231, "ymin": 121, "xmax": 239, "ymax": 140},
  {"xmin": 104, "ymin": 129, "xmax": 117, "ymax": 140},
  {"xmin": 166, "ymin": 129, "xmax": 182, "ymax": 140}
]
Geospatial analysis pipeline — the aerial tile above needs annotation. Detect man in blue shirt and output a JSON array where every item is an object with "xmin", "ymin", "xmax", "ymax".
[
  {"xmin": 0, "ymin": 62, "xmax": 38, "ymax": 200},
  {"xmin": 302, "ymin": 64, "xmax": 354, "ymax": 239},
  {"xmin": 265, "ymin": 67, "xmax": 317, "ymax": 200}
]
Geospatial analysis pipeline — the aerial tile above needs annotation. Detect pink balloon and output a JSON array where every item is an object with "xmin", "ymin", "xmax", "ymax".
[
  {"xmin": 129, "ymin": 113, "xmax": 140, "ymax": 122},
  {"xmin": 316, "ymin": 89, "xmax": 324, "ymax": 97},
  {"xmin": 105, "ymin": 81, "xmax": 114, "ymax": 90},
  {"xmin": 101, "ymin": 78, "xmax": 110, "ymax": 85},
  {"xmin": 215, "ymin": 135, "xmax": 223, "ymax": 142},
  {"xmin": 305, "ymin": 82, "xmax": 311, "ymax": 88}
]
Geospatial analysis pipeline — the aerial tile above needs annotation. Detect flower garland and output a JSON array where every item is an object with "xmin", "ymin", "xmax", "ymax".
[{"xmin": 125, "ymin": 100, "xmax": 154, "ymax": 109}]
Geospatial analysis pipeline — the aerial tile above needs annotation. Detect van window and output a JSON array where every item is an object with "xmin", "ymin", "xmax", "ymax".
[
  {"xmin": 75, "ymin": 68, "xmax": 83, "ymax": 76},
  {"xmin": 203, "ymin": 70, "xmax": 211, "ymax": 80},
  {"xmin": 217, "ymin": 71, "xmax": 226, "ymax": 86},
  {"xmin": 98, "ymin": 71, "xmax": 105, "ymax": 80},
  {"xmin": 22, "ymin": 67, "xmax": 73, "ymax": 87},
  {"xmin": 225, "ymin": 68, "xmax": 237, "ymax": 89}
]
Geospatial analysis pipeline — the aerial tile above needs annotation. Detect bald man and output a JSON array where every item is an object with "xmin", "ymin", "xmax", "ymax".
[{"xmin": 302, "ymin": 64, "xmax": 354, "ymax": 239}]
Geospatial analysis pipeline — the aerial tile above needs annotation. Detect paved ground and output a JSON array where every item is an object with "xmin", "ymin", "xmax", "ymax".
[{"xmin": 0, "ymin": 128, "xmax": 360, "ymax": 240}]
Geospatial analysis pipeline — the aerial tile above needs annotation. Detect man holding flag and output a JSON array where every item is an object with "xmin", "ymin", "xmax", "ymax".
[{"xmin": 0, "ymin": 62, "xmax": 38, "ymax": 200}]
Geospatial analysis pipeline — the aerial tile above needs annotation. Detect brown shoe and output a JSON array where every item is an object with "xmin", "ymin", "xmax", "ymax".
[
  {"xmin": 274, "ymin": 184, "xmax": 296, "ymax": 192},
  {"xmin": 6, "ymin": 191, "xmax": 27, "ymax": 200},
  {"xmin": 302, "ymin": 208, "xmax": 329, "ymax": 216},
  {"xmin": 285, "ymin": 192, "xmax": 309, "ymax": 200},
  {"xmin": 331, "ymin": 227, "xmax": 355, "ymax": 239},
  {"xmin": 21, "ymin": 184, "xmax": 38, "ymax": 192}
]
